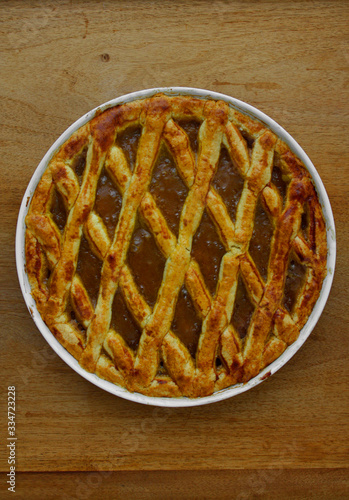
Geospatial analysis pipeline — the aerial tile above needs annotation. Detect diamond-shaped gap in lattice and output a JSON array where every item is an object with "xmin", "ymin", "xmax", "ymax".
[
  {"xmin": 42, "ymin": 263, "xmax": 51, "ymax": 288},
  {"xmin": 239, "ymin": 128, "xmax": 255, "ymax": 159},
  {"xmin": 50, "ymin": 189, "xmax": 67, "ymax": 232},
  {"xmin": 110, "ymin": 289, "xmax": 142, "ymax": 351},
  {"xmin": 283, "ymin": 250, "xmax": 307, "ymax": 314},
  {"xmin": 271, "ymin": 161, "xmax": 288, "ymax": 206},
  {"xmin": 76, "ymin": 235, "xmax": 102, "ymax": 308},
  {"xmin": 115, "ymin": 125, "xmax": 142, "ymax": 172},
  {"xmin": 127, "ymin": 217, "xmax": 166, "ymax": 308},
  {"xmin": 157, "ymin": 356, "xmax": 169, "ymax": 376},
  {"xmin": 149, "ymin": 141, "xmax": 189, "ymax": 237},
  {"xmin": 191, "ymin": 210, "xmax": 226, "ymax": 297},
  {"xmin": 300, "ymin": 202, "xmax": 310, "ymax": 241},
  {"xmin": 231, "ymin": 275, "xmax": 255, "ymax": 340},
  {"xmin": 212, "ymin": 144, "xmax": 244, "ymax": 223},
  {"xmin": 248, "ymin": 196, "xmax": 274, "ymax": 282},
  {"xmin": 67, "ymin": 300, "xmax": 87, "ymax": 335},
  {"xmin": 95, "ymin": 167, "xmax": 123, "ymax": 239},
  {"xmin": 215, "ymin": 356, "xmax": 223, "ymax": 368},
  {"xmin": 171, "ymin": 286, "xmax": 202, "ymax": 358},
  {"xmin": 72, "ymin": 147, "xmax": 88, "ymax": 185},
  {"xmin": 176, "ymin": 119, "xmax": 201, "ymax": 158}
]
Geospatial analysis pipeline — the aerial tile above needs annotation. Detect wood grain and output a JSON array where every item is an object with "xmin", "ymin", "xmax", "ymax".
[
  {"xmin": 1, "ymin": 469, "xmax": 349, "ymax": 500},
  {"xmin": 0, "ymin": 0, "xmax": 348, "ymax": 498}
]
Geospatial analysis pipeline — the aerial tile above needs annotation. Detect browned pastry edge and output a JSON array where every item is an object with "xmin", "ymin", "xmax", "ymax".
[{"xmin": 25, "ymin": 94, "xmax": 328, "ymax": 398}]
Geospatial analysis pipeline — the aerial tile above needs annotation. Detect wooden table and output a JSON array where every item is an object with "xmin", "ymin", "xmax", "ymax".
[{"xmin": 1, "ymin": 1, "xmax": 348, "ymax": 498}]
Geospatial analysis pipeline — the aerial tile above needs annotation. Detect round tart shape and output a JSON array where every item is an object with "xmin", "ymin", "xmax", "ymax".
[{"xmin": 19, "ymin": 89, "xmax": 333, "ymax": 403}]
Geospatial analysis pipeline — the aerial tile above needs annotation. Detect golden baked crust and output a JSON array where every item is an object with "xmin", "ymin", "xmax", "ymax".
[{"xmin": 25, "ymin": 94, "xmax": 327, "ymax": 398}]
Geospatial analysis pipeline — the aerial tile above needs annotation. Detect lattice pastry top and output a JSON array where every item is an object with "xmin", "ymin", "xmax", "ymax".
[{"xmin": 25, "ymin": 94, "xmax": 327, "ymax": 398}]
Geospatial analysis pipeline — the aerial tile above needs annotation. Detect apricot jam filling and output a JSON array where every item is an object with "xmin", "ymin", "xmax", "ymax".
[
  {"xmin": 283, "ymin": 251, "xmax": 307, "ymax": 313},
  {"xmin": 127, "ymin": 222, "xmax": 166, "ymax": 308},
  {"xmin": 212, "ymin": 145, "xmax": 244, "ymax": 223},
  {"xmin": 177, "ymin": 120, "xmax": 201, "ymax": 156},
  {"xmin": 149, "ymin": 142, "xmax": 188, "ymax": 236},
  {"xmin": 191, "ymin": 210, "xmax": 225, "ymax": 296},
  {"xmin": 115, "ymin": 125, "xmax": 142, "ymax": 172},
  {"xmin": 72, "ymin": 148, "xmax": 87, "ymax": 184},
  {"xmin": 51, "ymin": 190, "xmax": 67, "ymax": 232},
  {"xmin": 171, "ymin": 286, "xmax": 202, "ymax": 358},
  {"xmin": 248, "ymin": 198, "xmax": 273, "ymax": 282},
  {"xmin": 50, "ymin": 122, "xmax": 306, "ymax": 352},
  {"xmin": 110, "ymin": 290, "xmax": 141, "ymax": 351},
  {"xmin": 76, "ymin": 236, "xmax": 102, "ymax": 307},
  {"xmin": 271, "ymin": 164, "xmax": 288, "ymax": 202},
  {"xmin": 95, "ymin": 168, "xmax": 122, "ymax": 239},
  {"xmin": 231, "ymin": 276, "xmax": 255, "ymax": 339}
]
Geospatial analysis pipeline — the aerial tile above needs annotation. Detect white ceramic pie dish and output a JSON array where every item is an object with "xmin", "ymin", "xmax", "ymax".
[{"xmin": 16, "ymin": 87, "xmax": 336, "ymax": 407}]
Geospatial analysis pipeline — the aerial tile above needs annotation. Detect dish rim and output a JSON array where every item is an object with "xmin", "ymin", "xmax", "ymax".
[{"xmin": 16, "ymin": 87, "xmax": 336, "ymax": 407}]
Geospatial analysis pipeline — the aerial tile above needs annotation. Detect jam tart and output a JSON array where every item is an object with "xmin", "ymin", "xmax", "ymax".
[{"xmin": 25, "ymin": 94, "xmax": 327, "ymax": 398}]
